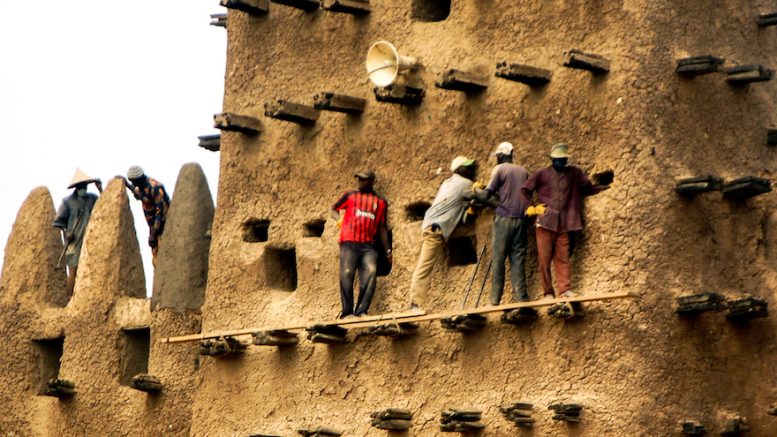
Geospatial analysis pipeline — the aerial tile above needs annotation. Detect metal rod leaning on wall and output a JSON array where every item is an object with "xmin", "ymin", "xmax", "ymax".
[{"xmin": 461, "ymin": 244, "xmax": 488, "ymax": 309}]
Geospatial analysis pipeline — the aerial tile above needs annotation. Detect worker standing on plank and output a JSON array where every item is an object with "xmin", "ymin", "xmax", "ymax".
[
  {"xmin": 484, "ymin": 142, "xmax": 531, "ymax": 306},
  {"xmin": 121, "ymin": 166, "xmax": 170, "ymax": 267},
  {"xmin": 521, "ymin": 143, "xmax": 610, "ymax": 299},
  {"xmin": 53, "ymin": 168, "xmax": 103, "ymax": 298},
  {"xmin": 409, "ymin": 156, "xmax": 491, "ymax": 311},
  {"xmin": 331, "ymin": 170, "xmax": 390, "ymax": 319}
]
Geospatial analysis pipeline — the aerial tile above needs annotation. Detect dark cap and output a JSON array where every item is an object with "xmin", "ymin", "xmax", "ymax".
[{"xmin": 354, "ymin": 170, "xmax": 376, "ymax": 180}]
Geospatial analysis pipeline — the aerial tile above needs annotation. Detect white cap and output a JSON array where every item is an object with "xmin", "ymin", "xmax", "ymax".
[
  {"xmin": 494, "ymin": 142, "xmax": 514, "ymax": 156},
  {"xmin": 450, "ymin": 156, "xmax": 476, "ymax": 171},
  {"xmin": 127, "ymin": 165, "xmax": 145, "ymax": 180}
]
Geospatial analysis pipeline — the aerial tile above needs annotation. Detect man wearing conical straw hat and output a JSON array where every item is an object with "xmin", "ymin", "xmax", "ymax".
[{"xmin": 53, "ymin": 168, "xmax": 103, "ymax": 298}]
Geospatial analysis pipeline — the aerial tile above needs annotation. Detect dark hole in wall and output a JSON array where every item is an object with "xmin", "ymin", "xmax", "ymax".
[
  {"xmin": 447, "ymin": 236, "xmax": 478, "ymax": 266},
  {"xmin": 411, "ymin": 0, "xmax": 451, "ymax": 22},
  {"xmin": 265, "ymin": 247, "xmax": 298, "ymax": 291},
  {"xmin": 118, "ymin": 327, "xmax": 150, "ymax": 386},
  {"xmin": 303, "ymin": 219, "xmax": 326, "ymax": 237},
  {"xmin": 404, "ymin": 201, "xmax": 431, "ymax": 221},
  {"xmin": 33, "ymin": 337, "xmax": 64, "ymax": 395},
  {"xmin": 242, "ymin": 219, "xmax": 270, "ymax": 243}
]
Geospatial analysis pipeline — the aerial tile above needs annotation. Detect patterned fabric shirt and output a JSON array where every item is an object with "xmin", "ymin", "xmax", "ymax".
[
  {"xmin": 521, "ymin": 166, "xmax": 606, "ymax": 233},
  {"xmin": 132, "ymin": 177, "xmax": 170, "ymax": 235},
  {"xmin": 332, "ymin": 190, "xmax": 388, "ymax": 244}
]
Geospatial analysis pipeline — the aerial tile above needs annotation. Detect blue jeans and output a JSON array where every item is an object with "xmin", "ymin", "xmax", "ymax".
[
  {"xmin": 339, "ymin": 242, "xmax": 378, "ymax": 317},
  {"xmin": 491, "ymin": 216, "xmax": 529, "ymax": 305}
]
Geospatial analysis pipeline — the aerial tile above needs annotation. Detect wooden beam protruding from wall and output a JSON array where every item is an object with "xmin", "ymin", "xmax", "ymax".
[
  {"xmin": 495, "ymin": 61, "xmax": 551, "ymax": 86},
  {"xmin": 213, "ymin": 112, "xmax": 262, "ymax": 134},
  {"xmin": 435, "ymin": 69, "xmax": 489, "ymax": 92},
  {"xmin": 313, "ymin": 92, "xmax": 366, "ymax": 113},
  {"xmin": 264, "ymin": 100, "xmax": 318, "ymax": 124},
  {"xmin": 220, "ymin": 0, "xmax": 269, "ymax": 15}
]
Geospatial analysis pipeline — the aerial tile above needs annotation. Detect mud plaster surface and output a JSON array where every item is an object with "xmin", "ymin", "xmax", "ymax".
[
  {"xmin": 0, "ymin": 1, "xmax": 776, "ymax": 436},
  {"xmin": 198, "ymin": 0, "xmax": 777, "ymax": 435}
]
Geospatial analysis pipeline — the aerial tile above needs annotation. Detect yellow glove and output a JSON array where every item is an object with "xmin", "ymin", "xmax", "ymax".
[
  {"xmin": 473, "ymin": 181, "xmax": 485, "ymax": 190},
  {"xmin": 337, "ymin": 216, "xmax": 344, "ymax": 229},
  {"xmin": 526, "ymin": 204, "xmax": 547, "ymax": 217}
]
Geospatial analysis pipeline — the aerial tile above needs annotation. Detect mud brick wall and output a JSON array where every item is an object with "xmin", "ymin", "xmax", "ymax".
[{"xmin": 1, "ymin": 1, "xmax": 776, "ymax": 436}]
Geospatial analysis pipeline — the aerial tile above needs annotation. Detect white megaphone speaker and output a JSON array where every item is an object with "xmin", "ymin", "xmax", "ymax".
[{"xmin": 365, "ymin": 41, "xmax": 419, "ymax": 87}]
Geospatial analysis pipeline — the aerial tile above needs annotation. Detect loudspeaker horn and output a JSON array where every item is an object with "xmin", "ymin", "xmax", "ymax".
[{"xmin": 365, "ymin": 41, "xmax": 419, "ymax": 87}]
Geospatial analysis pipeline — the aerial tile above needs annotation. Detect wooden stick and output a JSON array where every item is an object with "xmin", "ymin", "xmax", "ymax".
[{"xmin": 161, "ymin": 292, "xmax": 638, "ymax": 344}]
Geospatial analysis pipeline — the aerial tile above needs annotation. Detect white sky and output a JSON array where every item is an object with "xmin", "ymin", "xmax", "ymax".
[{"xmin": 0, "ymin": 1, "xmax": 226, "ymax": 294}]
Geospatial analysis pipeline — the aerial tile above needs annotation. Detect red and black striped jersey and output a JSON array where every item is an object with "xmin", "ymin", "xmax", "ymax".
[{"xmin": 332, "ymin": 190, "xmax": 388, "ymax": 244}]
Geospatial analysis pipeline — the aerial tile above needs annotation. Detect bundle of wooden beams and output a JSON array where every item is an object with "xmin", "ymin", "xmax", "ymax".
[
  {"xmin": 252, "ymin": 329, "xmax": 299, "ymax": 347},
  {"xmin": 676, "ymin": 292, "xmax": 726, "ymax": 315},
  {"xmin": 500, "ymin": 402, "xmax": 535, "ymax": 428},
  {"xmin": 271, "ymin": 0, "xmax": 319, "ymax": 12},
  {"xmin": 547, "ymin": 302, "xmax": 584, "ymax": 319},
  {"xmin": 435, "ymin": 69, "xmax": 489, "ymax": 92},
  {"xmin": 197, "ymin": 134, "xmax": 220, "ymax": 151},
  {"xmin": 495, "ymin": 61, "xmax": 551, "ymax": 86},
  {"xmin": 199, "ymin": 336, "xmax": 247, "ymax": 356},
  {"xmin": 370, "ymin": 408, "xmax": 413, "ymax": 430},
  {"xmin": 725, "ymin": 64, "xmax": 773, "ymax": 84},
  {"xmin": 210, "ymin": 13, "xmax": 227, "ymax": 28},
  {"xmin": 721, "ymin": 176, "xmax": 772, "ymax": 199},
  {"xmin": 366, "ymin": 322, "xmax": 419, "ymax": 338},
  {"xmin": 130, "ymin": 374, "xmax": 163, "ymax": 393},
  {"xmin": 213, "ymin": 112, "xmax": 262, "ymax": 134},
  {"xmin": 220, "ymin": 0, "xmax": 269, "ymax": 15},
  {"xmin": 440, "ymin": 408, "xmax": 485, "ymax": 433},
  {"xmin": 43, "ymin": 379, "xmax": 75, "ymax": 398},
  {"xmin": 264, "ymin": 100, "xmax": 318, "ymax": 125},
  {"xmin": 680, "ymin": 420, "xmax": 706, "ymax": 435},
  {"xmin": 676, "ymin": 55, "xmax": 724, "ymax": 77},
  {"xmin": 320, "ymin": 0, "xmax": 371, "ymax": 15},
  {"xmin": 562, "ymin": 50, "xmax": 610, "ymax": 74},
  {"xmin": 297, "ymin": 426, "xmax": 343, "ymax": 436},
  {"xmin": 373, "ymin": 85, "xmax": 425, "ymax": 105},
  {"xmin": 549, "ymin": 403, "xmax": 583, "ymax": 423},
  {"xmin": 306, "ymin": 324, "xmax": 348, "ymax": 344},
  {"xmin": 720, "ymin": 416, "xmax": 750, "ymax": 436},
  {"xmin": 675, "ymin": 176, "xmax": 724, "ymax": 196},
  {"xmin": 313, "ymin": 92, "xmax": 366, "ymax": 114},
  {"xmin": 726, "ymin": 296, "xmax": 768, "ymax": 321},
  {"xmin": 440, "ymin": 314, "xmax": 487, "ymax": 332},
  {"xmin": 500, "ymin": 308, "xmax": 539, "ymax": 325}
]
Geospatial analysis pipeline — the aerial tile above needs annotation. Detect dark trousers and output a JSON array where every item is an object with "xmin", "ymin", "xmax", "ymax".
[
  {"xmin": 339, "ymin": 242, "xmax": 378, "ymax": 317},
  {"xmin": 490, "ymin": 216, "xmax": 529, "ymax": 305}
]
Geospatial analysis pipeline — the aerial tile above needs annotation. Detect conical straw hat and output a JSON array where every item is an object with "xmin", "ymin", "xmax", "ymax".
[{"xmin": 68, "ymin": 168, "xmax": 97, "ymax": 188}]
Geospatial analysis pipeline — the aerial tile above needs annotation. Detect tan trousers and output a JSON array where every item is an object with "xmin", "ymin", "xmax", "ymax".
[{"xmin": 409, "ymin": 227, "xmax": 445, "ymax": 307}]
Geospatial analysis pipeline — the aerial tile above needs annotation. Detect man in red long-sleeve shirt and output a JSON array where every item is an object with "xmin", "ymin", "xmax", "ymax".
[{"xmin": 521, "ymin": 143, "xmax": 610, "ymax": 299}]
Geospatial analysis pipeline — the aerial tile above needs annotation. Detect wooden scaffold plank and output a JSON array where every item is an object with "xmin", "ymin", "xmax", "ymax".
[{"xmin": 161, "ymin": 292, "xmax": 638, "ymax": 344}]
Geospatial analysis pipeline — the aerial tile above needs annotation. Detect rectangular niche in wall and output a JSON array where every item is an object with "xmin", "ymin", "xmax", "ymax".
[
  {"xmin": 303, "ymin": 219, "xmax": 326, "ymax": 237},
  {"xmin": 264, "ymin": 246, "xmax": 298, "ymax": 291},
  {"xmin": 118, "ymin": 327, "xmax": 150, "ymax": 386},
  {"xmin": 32, "ymin": 337, "xmax": 64, "ymax": 395},
  {"xmin": 404, "ymin": 201, "xmax": 431, "ymax": 221},
  {"xmin": 446, "ymin": 236, "xmax": 478, "ymax": 266},
  {"xmin": 411, "ymin": 0, "xmax": 450, "ymax": 22},
  {"xmin": 243, "ymin": 218, "xmax": 270, "ymax": 243}
]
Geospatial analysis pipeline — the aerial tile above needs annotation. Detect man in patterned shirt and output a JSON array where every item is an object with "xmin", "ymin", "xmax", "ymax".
[
  {"xmin": 122, "ymin": 165, "xmax": 170, "ymax": 267},
  {"xmin": 331, "ymin": 170, "xmax": 390, "ymax": 318}
]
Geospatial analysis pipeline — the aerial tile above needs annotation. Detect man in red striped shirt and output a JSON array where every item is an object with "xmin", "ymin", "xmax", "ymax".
[{"xmin": 331, "ymin": 170, "xmax": 390, "ymax": 318}]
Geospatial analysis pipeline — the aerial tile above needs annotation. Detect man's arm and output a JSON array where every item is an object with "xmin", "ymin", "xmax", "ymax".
[
  {"xmin": 377, "ymin": 207, "xmax": 391, "ymax": 262},
  {"xmin": 580, "ymin": 170, "xmax": 610, "ymax": 196}
]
